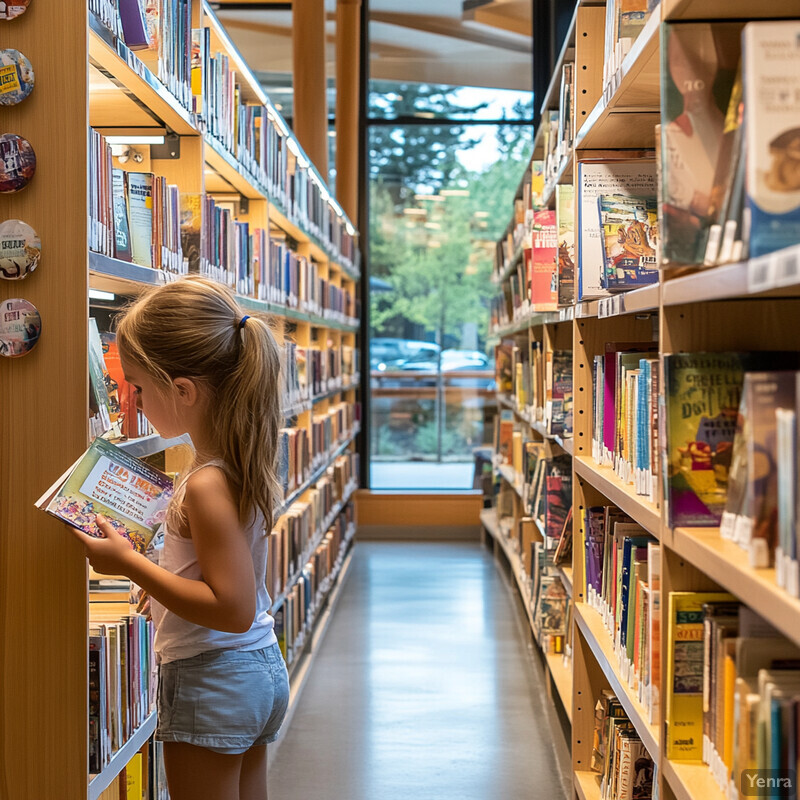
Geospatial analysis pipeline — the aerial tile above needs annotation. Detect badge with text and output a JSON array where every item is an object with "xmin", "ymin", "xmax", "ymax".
[
  {"xmin": 0, "ymin": 0, "xmax": 30, "ymax": 20},
  {"xmin": 0, "ymin": 297, "xmax": 40, "ymax": 357},
  {"xmin": 0, "ymin": 50, "xmax": 33, "ymax": 105},
  {"xmin": 0, "ymin": 219, "xmax": 40, "ymax": 279},
  {"xmin": 0, "ymin": 133, "xmax": 36, "ymax": 192}
]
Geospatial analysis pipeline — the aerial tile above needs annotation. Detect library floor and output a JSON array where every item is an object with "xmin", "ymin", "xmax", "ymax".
[{"xmin": 269, "ymin": 540, "xmax": 571, "ymax": 800}]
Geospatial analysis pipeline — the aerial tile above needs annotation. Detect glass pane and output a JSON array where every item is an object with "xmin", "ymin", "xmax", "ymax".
[
  {"xmin": 368, "ymin": 81, "xmax": 534, "ymax": 122},
  {"xmin": 369, "ymin": 114, "xmax": 533, "ymax": 490}
]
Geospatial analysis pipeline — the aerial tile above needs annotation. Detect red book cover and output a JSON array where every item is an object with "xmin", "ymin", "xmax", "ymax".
[{"xmin": 530, "ymin": 209, "xmax": 558, "ymax": 310}]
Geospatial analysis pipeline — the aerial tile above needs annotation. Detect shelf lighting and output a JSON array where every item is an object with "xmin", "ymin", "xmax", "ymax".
[
  {"xmin": 89, "ymin": 289, "xmax": 116, "ymax": 302},
  {"xmin": 106, "ymin": 135, "xmax": 166, "ymax": 145}
]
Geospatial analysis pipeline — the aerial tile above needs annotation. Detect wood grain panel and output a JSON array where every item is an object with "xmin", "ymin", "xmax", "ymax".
[{"xmin": 355, "ymin": 491, "xmax": 483, "ymax": 527}]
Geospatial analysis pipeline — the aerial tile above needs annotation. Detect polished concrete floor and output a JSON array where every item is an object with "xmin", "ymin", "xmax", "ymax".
[{"xmin": 269, "ymin": 541, "xmax": 571, "ymax": 800}]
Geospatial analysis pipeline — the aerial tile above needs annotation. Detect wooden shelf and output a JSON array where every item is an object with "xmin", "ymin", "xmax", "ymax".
[
  {"xmin": 661, "ymin": 243, "xmax": 800, "ymax": 306},
  {"xmin": 88, "ymin": 712, "xmax": 157, "ymax": 800},
  {"xmin": 88, "ymin": 15, "xmax": 196, "ymax": 136},
  {"xmin": 662, "ymin": 758, "xmax": 726, "ymax": 800},
  {"xmin": 496, "ymin": 464, "xmax": 523, "ymax": 498},
  {"xmin": 574, "ymin": 457, "xmax": 661, "ymax": 538},
  {"xmin": 204, "ymin": 134, "xmax": 267, "ymax": 201},
  {"xmin": 574, "ymin": 770, "xmax": 602, "ymax": 800},
  {"xmin": 595, "ymin": 284, "xmax": 660, "ymax": 318},
  {"xmin": 575, "ymin": 11, "xmax": 660, "ymax": 150},
  {"xmin": 493, "ymin": 245, "xmax": 524, "ymax": 285},
  {"xmin": 574, "ymin": 602, "xmax": 659, "ymax": 756},
  {"xmin": 661, "ymin": 0, "xmax": 800, "ymax": 20},
  {"xmin": 670, "ymin": 526, "xmax": 800, "ymax": 649},
  {"xmin": 88, "ymin": 252, "xmax": 359, "ymax": 332},
  {"xmin": 489, "ymin": 311, "xmax": 559, "ymax": 342},
  {"xmin": 557, "ymin": 565, "xmax": 573, "ymax": 597},
  {"xmin": 546, "ymin": 651, "xmax": 574, "ymax": 723}
]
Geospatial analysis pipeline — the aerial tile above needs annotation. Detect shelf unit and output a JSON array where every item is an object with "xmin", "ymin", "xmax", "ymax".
[
  {"xmin": 486, "ymin": 1, "xmax": 800, "ymax": 799},
  {"xmin": 0, "ymin": 2, "xmax": 361, "ymax": 797}
]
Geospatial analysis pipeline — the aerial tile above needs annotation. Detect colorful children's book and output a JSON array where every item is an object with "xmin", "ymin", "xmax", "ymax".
[
  {"xmin": 556, "ymin": 184, "xmax": 575, "ymax": 306},
  {"xmin": 530, "ymin": 209, "xmax": 558, "ymax": 310},
  {"xmin": 598, "ymin": 194, "xmax": 658, "ymax": 290},
  {"xmin": 35, "ymin": 437, "xmax": 173, "ymax": 554}
]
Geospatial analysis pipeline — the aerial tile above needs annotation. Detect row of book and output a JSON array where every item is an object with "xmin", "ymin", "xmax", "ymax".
[
  {"xmin": 602, "ymin": 0, "xmax": 659, "ymax": 102},
  {"xmin": 664, "ymin": 592, "xmax": 800, "ymax": 794},
  {"xmin": 267, "ymin": 451, "xmax": 358, "ymax": 603},
  {"xmin": 591, "ymin": 341, "xmax": 659, "ymax": 503},
  {"xmin": 591, "ymin": 690, "xmax": 656, "ymax": 800},
  {"xmin": 498, "ymin": 18, "xmax": 800, "ymax": 308},
  {"xmin": 495, "ymin": 342, "xmax": 573, "ymax": 438},
  {"xmin": 275, "ymin": 501, "xmax": 357, "ymax": 665},
  {"xmin": 91, "ymin": 0, "xmax": 193, "ymax": 113},
  {"xmin": 584, "ymin": 507, "xmax": 661, "ymax": 725},
  {"xmin": 94, "ymin": 740, "xmax": 167, "ymax": 800},
  {"xmin": 282, "ymin": 342, "xmax": 360, "ymax": 412},
  {"xmin": 311, "ymin": 402, "xmax": 357, "ymax": 466},
  {"xmin": 88, "ymin": 608, "xmax": 155, "ymax": 775},
  {"xmin": 90, "ymin": 131, "xmax": 186, "ymax": 275},
  {"xmin": 541, "ymin": 62, "xmax": 574, "ymax": 196}
]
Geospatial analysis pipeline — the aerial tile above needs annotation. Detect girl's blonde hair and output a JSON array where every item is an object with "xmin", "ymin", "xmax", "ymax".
[{"xmin": 116, "ymin": 276, "xmax": 282, "ymax": 529}]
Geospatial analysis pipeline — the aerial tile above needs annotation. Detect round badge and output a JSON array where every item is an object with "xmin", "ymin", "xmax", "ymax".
[
  {"xmin": 0, "ymin": 219, "xmax": 40, "ymax": 279},
  {"xmin": 0, "ymin": 134, "xmax": 36, "ymax": 193},
  {"xmin": 0, "ymin": 297, "xmax": 40, "ymax": 357},
  {"xmin": 0, "ymin": 1, "xmax": 30, "ymax": 20},
  {"xmin": 0, "ymin": 50, "xmax": 33, "ymax": 105}
]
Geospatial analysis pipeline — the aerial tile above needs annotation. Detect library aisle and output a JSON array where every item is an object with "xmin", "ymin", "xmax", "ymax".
[{"xmin": 270, "ymin": 541, "xmax": 571, "ymax": 800}]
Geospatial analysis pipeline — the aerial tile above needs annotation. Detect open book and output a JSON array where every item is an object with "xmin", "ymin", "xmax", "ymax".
[{"xmin": 35, "ymin": 437, "xmax": 173, "ymax": 554}]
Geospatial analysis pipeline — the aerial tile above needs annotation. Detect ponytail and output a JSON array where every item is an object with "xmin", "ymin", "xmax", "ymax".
[{"xmin": 116, "ymin": 276, "xmax": 283, "ymax": 529}]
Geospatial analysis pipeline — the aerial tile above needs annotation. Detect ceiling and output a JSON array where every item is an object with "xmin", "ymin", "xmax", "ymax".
[{"xmin": 212, "ymin": 0, "xmax": 533, "ymax": 95}]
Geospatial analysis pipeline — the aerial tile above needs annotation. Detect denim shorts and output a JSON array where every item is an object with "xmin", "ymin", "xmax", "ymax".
[{"xmin": 155, "ymin": 642, "xmax": 290, "ymax": 754}]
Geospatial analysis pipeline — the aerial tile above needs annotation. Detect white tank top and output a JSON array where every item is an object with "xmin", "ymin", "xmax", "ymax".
[{"xmin": 151, "ymin": 460, "xmax": 277, "ymax": 664}]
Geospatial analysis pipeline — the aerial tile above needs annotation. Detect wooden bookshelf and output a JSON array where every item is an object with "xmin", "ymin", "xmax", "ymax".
[
  {"xmin": 0, "ymin": 1, "xmax": 362, "ymax": 796},
  {"xmin": 486, "ymin": 5, "xmax": 800, "ymax": 799}
]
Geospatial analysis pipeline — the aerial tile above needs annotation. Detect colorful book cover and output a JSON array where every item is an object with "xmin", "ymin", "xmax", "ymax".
[
  {"xmin": 660, "ymin": 22, "xmax": 743, "ymax": 267},
  {"xmin": 556, "ymin": 184, "xmax": 575, "ymax": 306},
  {"xmin": 180, "ymin": 193, "xmax": 202, "ymax": 273},
  {"xmin": 548, "ymin": 349, "xmax": 573, "ymax": 437},
  {"xmin": 36, "ymin": 437, "xmax": 173, "ymax": 554},
  {"xmin": 665, "ymin": 591, "xmax": 735, "ymax": 761},
  {"xmin": 530, "ymin": 160, "xmax": 545, "ymax": 210},
  {"xmin": 544, "ymin": 454, "xmax": 572, "ymax": 540},
  {"xmin": 577, "ymin": 159, "xmax": 657, "ymax": 300},
  {"xmin": 530, "ymin": 209, "xmax": 558, "ymax": 310},
  {"xmin": 663, "ymin": 353, "xmax": 744, "ymax": 527},
  {"xmin": 126, "ymin": 171, "xmax": 154, "ymax": 269},
  {"xmin": 743, "ymin": 22, "xmax": 800, "ymax": 258},
  {"xmin": 598, "ymin": 194, "xmax": 658, "ymax": 290},
  {"xmin": 112, "ymin": 168, "xmax": 132, "ymax": 263}
]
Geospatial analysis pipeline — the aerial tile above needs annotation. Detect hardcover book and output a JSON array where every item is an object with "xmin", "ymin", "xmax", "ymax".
[
  {"xmin": 556, "ymin": 184, "xmax": 575, "ymax": 306},
  {"xmin": 598, "ymin": 194, "xmax": 658, "ymax": 290},
  {"xmin": 743, "ymin": 21, "xmax": 800, "ymax": 258},
  {"xmin": 577, "ymin": 159, "xmax": 657, "ymax": 300},
  {"xmin": 35, "ymin": 437, "xmax": 173, "ymax": 554},
  {"xmin": 126, "ymin": 171, "xmax": 154, "ymax": 269},
  {"xmin": 530, "ymin": 209, "xmax": 558, "ymax": 310},
  {"xmin": 660, "ymin": 22, "xmax": 743, "ymax": 267}
]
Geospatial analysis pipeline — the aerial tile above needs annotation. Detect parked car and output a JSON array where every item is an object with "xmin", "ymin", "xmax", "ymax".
[
  {"xmin": 374, "ymin": 348, "xmax": 495, "ymax": 390},
  {"xmin": 370, "ymin": 337, "xmax": 440, "ymax": 370}
]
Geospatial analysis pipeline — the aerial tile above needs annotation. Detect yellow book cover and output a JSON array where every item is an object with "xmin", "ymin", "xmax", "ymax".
[
  {"xmin": 666, "ymin": 591, "xmax": 735, "ymax": 761},
  {"xmin": 126, "ymin": 752, "xmax": 143, "ymax": 800},
  {"xmin": 722, "ymin": 645, "xmax": 737, "ymax": 772},
  {"xmin": 512, "ymin": 431, "xmax": 523, "ymax": 476}
]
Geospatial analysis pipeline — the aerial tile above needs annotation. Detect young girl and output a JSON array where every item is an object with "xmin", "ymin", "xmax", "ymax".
[{"xmin": 67, "ymin": 276, "xmax": 289, "ymax": 800}]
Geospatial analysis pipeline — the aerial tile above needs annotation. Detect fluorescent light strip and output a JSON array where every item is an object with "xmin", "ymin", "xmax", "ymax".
[
  {"xmin": 106, "ymin": 135, "xmax": 165, "ymax": 145},
  {"xmin": 89, "ymin": 289, "xmax": 116, "ymax": 302}
]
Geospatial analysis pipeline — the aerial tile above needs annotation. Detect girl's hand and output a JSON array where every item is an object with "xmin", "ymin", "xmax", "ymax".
[{"xmin": 65, "ymin": 514, "xmax": 139, "ymax": 576}]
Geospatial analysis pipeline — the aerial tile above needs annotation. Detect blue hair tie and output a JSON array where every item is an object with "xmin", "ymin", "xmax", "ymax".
[{"xmin": 239, "ymin": 315, "xmax": 250, "ymax": 330}]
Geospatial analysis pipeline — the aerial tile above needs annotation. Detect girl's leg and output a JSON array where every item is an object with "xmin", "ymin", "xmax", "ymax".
[
  {"xmin": 163, "ymin": 741, "xmax": 243, "ymax": 800},
  {"xmin": 239, "ymin": 745, "xmax": 268, "ymax": 800}
]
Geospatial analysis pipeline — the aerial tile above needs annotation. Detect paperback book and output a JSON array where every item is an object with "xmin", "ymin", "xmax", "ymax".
[
  {"xmin": 598, "ymin": 194, "xmax": 658, "ymax": 290},
  {"xmin": 36, "ymin": 437, "xmax": 173, "ymax": 554}
]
